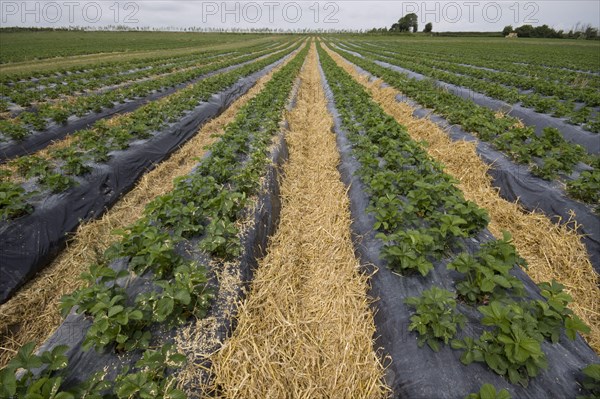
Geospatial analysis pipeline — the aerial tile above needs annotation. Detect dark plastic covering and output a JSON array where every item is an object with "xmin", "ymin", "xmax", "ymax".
[
  {"xmin": 331, "ymin": 48, "xmax": 600, "ymax": 274},
  {"xmin": 0, "ymin": 54, "xmax": 291, "ymax": 304},
  {"xmin": 319, "ymin": 56, "xmax": 599, "ymax": 399},
  {"xmin": 332, "ymin": 43, "xmax": 599, "ymax": 155},
  {"xmin": 374, "ymin": 60, "xmax": 600, "ymax": 155},
  {"xmin": 35, "ymin": 124, "xmax": 289, "ymax": 392},
  {"xmin": 0, "ymin": 56, "xmax": 274, "ymax": 162}
]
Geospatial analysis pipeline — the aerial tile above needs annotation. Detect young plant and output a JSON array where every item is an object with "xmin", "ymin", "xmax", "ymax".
[
  {"xmin": 113, "ymin": 344, "xmax": 187, "ymax": 399},
  {"xmin": 464, "ymin": 384, "xmax": 511, "ymax": 399},
  {"xmin": 577, "ymin": 364, "xmax": 600, "ymax": 399},
  {"xmin": 379, "ymin": 229, "xmax": 436, "ymax": 276},
  {"xmin": 447, "ymin": 231, "xmax": 525, "ymax": 303},
  {"xmin": 0, "ymin": 342, "xmax": 109, "ymax": 399},
  {"xmin": 529, "ymin": 279, "xmax": 590, "ymax": 342},
  {"xmin": 452, "ymin": 301, "xmax": 548, "ymax": 387},
  {"xmin": 0, "ymin": 181, "xmax": 33, "ymax": 219},
  {"xmin": 137, "ymin": 263, "xmax": 214, "ymax": 326},
  {"xmin": 405, "ymin": 286, "xmax": 466, "ymax": 352}
]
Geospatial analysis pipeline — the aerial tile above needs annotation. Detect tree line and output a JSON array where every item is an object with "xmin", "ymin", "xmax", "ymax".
[{"xmin": 503, "ymin": 23, "xmax": 599, "ymax": 39}]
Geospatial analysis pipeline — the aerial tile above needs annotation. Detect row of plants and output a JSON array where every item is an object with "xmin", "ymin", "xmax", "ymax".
[
  {"xmin": 0, "ymin": 342, "xmax": 187, "ymax": 399},
  {"xmin": 348, "ymin": 41, "xmax": 600, "ymax": 109},
  {"xmin": 318, "ymin": 42, "xmax": 594, "ymax": 394},
  {"xmin": 0, "ymin": 41, "xmax": 309, "ymax": 399},
  {"xmin": 0, "ymin": 39, "xmax": 276, "ymax": 85},
  {"xmin": 327, "ymin": 44, "xmax": 600, "ymax": 210},
  {"xmin": 0, "ymin": 49, "xmax": 233, "ymax": 108},
  {"xmin": 351, "ymin": 40, "xmax": 600, "ymax": 90},
  {"xmin": 349, "ymin": 36, "xmax": 600, "ymax": 75},
  {"xmin": 0, "ymin": 42, "xmax": 302, "ymax": 221},
  {"xmin": 339, "ymin": 41, "xmax": 600, "ymax": 132},
  {"xmin": 0, "ymin": 41, "xmax": 297, "ymax": 143},
  {"xmin": 0, "ymin": 41, "xmax": 281, "ymax": 109}
]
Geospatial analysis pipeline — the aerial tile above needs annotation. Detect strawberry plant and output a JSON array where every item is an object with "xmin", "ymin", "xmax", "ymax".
[
  {"xmin": 10, "ymin": 155, "xmax": 50, "ymax": 178},
  {"xmin": 379, "ymin": 229, "xmax": 436, "ymax": 276},
  {"xmin": 568, "ymin": 170, "xmax": 600, "ymax": 209},
  {"xmin": 113, "ymin": 344, "xmax": 186, "ymax": 399},
  {"xmin": 465, "ymin": 384, "xmax": 512, "ymax": 399},
  {"xmin": 447, "ymin": 232, "xmax": 526, "ymax": 304},
  {"xmin": 39, "ymin": 172, "xmax": 75, "ymax": 193},
  {"xmin": 0, "ymin": 342, "xmax": 108, "ymax": 399},
  {"xmin": 578, "ymin": 364, "xmax": 600, "ymax": 399},
  {"xmin": 137, "ymin": 263, "xmax": 214, "ymax": 326},
  {"xmin": 405, "ymin": 287, "xmax": 466, "ymax": 352},
  {"xmin": 529, "ymin": 280, "xmax": 590, "ymax": 342},
  {"xmin": 452, "ymin": 301, "xmax": 548, "ymax": 387},
  {"xmin": 0, "ymin": 181, "xmax": 33, "ymax": 219},
  {"xmin": 0, "ymin": 120, "xmax": 28, "ymax": 141},
  {"xmin": 106, "ymin": 222, "xmax": 185, "ymax": 279}
]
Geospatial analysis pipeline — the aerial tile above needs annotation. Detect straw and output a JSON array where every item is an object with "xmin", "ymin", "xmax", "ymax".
[
  {"xmin": 0, "ymin": 49, "xmax": 300, "ymax": 368},
  {"xmin": 207, "ymin": 43, "xmax": 388, "ymax": 399},
  {"xmin": 324, "ymin": 44, "xmax": 600, "ymax": 354}
]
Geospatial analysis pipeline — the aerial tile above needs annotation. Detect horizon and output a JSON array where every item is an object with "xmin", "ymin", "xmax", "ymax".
[{"xmin": 1, "ymin": 1, "xmax": 599, "ymax": 33}]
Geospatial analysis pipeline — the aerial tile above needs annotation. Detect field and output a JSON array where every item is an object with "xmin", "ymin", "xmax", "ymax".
[{"xmin": 0, "ymin": 31, "xmax": 599, "ymax": 398}]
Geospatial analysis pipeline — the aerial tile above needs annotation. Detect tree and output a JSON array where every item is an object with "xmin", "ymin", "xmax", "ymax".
[
  {"xmin": 502, "ymin": 25, "xmax": 513, "ymax": 36},
  {"xmin": 424, "ymin": 22, "xmax": 433, "ymax": 33},
  {"xmin": 397, "ymin": 13, "xmax": 418, "ymax": 32},
  {"xmin": 515, "ymin": 24, "xmax": 534, "ymax": 37}
]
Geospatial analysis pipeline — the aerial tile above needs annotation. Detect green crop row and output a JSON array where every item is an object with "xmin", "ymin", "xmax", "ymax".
[
  {"xmin": 340, "ymin": 41, "xmax": 600, "ymax": 132},
  {"xmin": 0, "ymin": 41, "xmax": 283, "ymax": 109},
  {"xmin": 0, "ymin": 42, "xmax": 309, "ymax": 399},
  {"xmin": 0, "ymin": 41, "xmax": 297, "ymax": 142},
  {"xmin": 346, "ymin": 36, "xmax": 600, "ymax": 73},
  {"xmin": 327, "ymin": 44, "xmax": 600, "ymax": 210},
  {"xmin": 346, "ymin": 42, "xmax": 600, "ymax": 99},
  {"xmin": 0, "ymin": 43, "xmax": 302, "ymax": 221},
  {"xmin": 318, "ymin": 42, "xmax": 591, "ymax": 391},
  {"xmin": 0, "ymin": 48, "xmax": 232, "ymax": 107}
]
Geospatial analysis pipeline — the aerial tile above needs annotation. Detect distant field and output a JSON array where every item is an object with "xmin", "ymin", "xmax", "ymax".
[
  {"xmin": 0, "ymin": 30, "xmax": 270, "ymax": 63},
  {"xmin": 334, "ymin": 35, "xmax": 600, "ymax": 70}
]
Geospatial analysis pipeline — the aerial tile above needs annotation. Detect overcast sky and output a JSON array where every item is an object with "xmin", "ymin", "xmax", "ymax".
[{"xmin": 1, "ymin": 1, "xmax": 599, "ymax": 32}]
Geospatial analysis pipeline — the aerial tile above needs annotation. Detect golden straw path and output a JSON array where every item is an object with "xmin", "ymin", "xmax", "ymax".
[
  {"xmin": 210, "ymin": 43, "xmax": 387, "ymax": 398},
  {"xmin": 0, "ymin": 45, "xmax": 304, "ymax": 368},
  {"xmin": 323, "ymin": 43, "xmax": 600, "ymax": 353}
]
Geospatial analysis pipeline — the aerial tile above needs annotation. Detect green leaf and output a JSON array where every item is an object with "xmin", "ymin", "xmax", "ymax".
[
  {"xmin": 108, "ymin": 305, "xmax": 124, "ymax": 317},
  {"xmin": 0, "ymin": 368, "xmax": 17, "ymax": 397},
  {"xmin": 479, "ymin": 384, "xmax": 497, "ymax": 399},
  {"xmin": 8, "ymin": 341, "xmax": 42, "ymax": 370},
  {"xmin": 129, "ymin": 310, "xmax": 144, "ymax": 321},
  {"xmin": 169, "ymin": 353, "xmax": 187, "ymax": 365},
  {"xmin": 155, "ymin": 297, "xmax": 175, "ymax": 322},
  {"xmin": 480, "ymin": 278, "xmax": 495, "ymax": 293},
  {"xmin": 55, "ymin": 392, "xmax": 75, "ymax": 399},
  {"xmin": 173, "ymin": 289, "xmax": 191, "ymax": 306}
]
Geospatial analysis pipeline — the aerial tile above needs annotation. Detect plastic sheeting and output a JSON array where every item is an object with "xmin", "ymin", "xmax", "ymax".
[
  {"xmin": 419, "ymin": 109, "xmax": 600, "ymax": 273},
  {"xmin": 373, "ymin": 60, "xmax": 600, "ymax": 155},
  {"xmin": 0, "ymin": 55, "xmax": 277, "ymax": 162},
  {"xmin": 331, "ymin": 48, "xmax": 600, "ymax": 274},
  {"xmin": 319, "ymin": 56, "xmax": 599, "ymax": 399},
  {"xmin": 35, "ymin": 130, "xmax": 288, "ymax": 390},
  {"xmin": 0, "ymin": 54, "xmax": 291, "ymax": 304}
]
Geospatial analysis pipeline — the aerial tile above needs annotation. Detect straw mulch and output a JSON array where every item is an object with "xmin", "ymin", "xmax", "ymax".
[
  {"xmin": 209, "ymin": 44, "xmax": 387, "ymax": 399},
  {"xmin": 0, "ymin": 48, "xmax": 303, "ymax": 368},
  {"xmin": 323, "ymin": 45, "xmax": 600, "ymax": 353}
]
